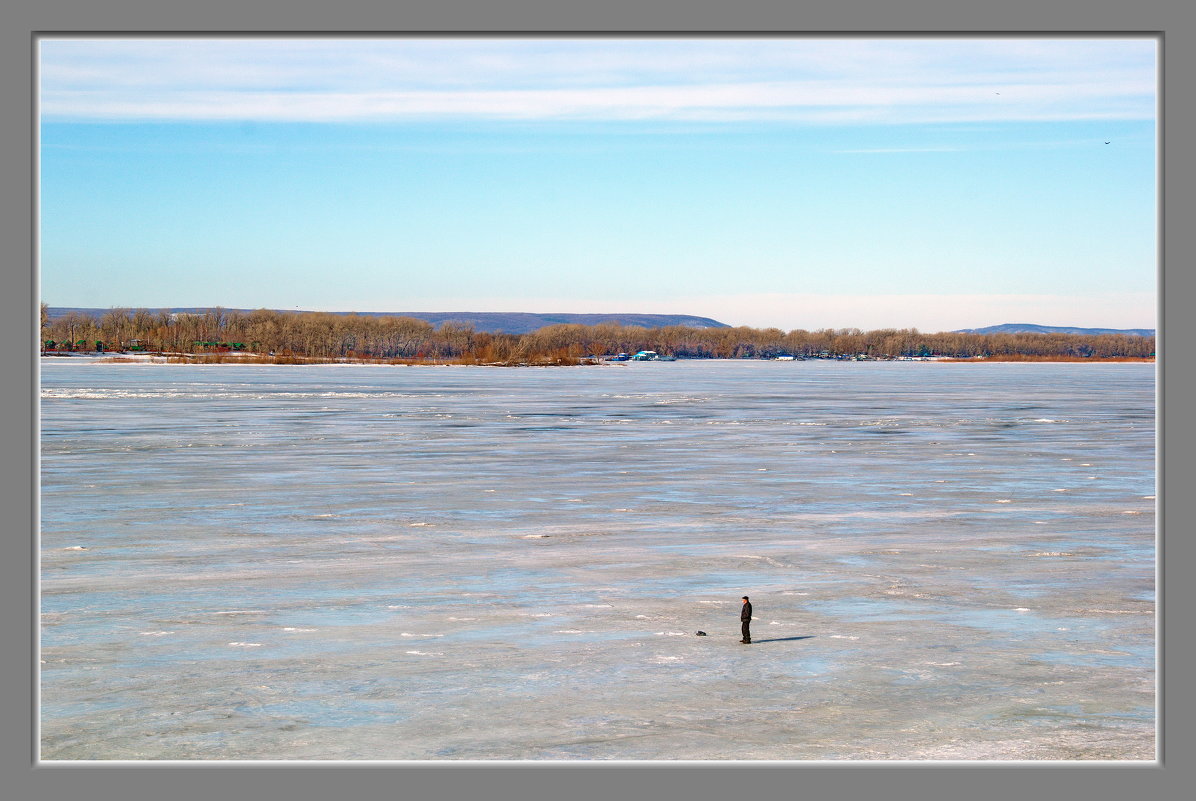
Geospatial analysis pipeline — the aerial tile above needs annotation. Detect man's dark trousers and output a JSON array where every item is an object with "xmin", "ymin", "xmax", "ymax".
[{"xmin": 741, "ymin": 619, "xmax": 751, "ymax": 642}]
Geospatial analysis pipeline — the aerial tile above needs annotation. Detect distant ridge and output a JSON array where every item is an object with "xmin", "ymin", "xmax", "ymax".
[
  {"xmin": 953, "ymin": 323, "xmax": 1155, "ymax": 337},
  {"xmin": 45, "ymin": 307, "xmax": 730, "ymax": 335}
]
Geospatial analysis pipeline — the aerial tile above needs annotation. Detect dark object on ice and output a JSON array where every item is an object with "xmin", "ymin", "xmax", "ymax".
[
  {"xmin": 696, "ymin": 631, "xmax": 707, "ymax": 636},
  {"xmin": 740, "ymin": 596, "xmax": 752, "ymax": 643}
]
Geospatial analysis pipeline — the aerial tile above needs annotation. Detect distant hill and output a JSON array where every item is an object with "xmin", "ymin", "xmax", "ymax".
[
  {"xmin": 953, "ymin": 323, "xmax": 1155, "ymax": 337},
  {"xmin": 45, "ymin": 307, "xmax": 730, "ymax": 335}
]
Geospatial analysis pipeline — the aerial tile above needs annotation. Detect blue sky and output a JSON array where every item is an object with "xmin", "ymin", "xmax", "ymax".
[{"xmin": 38, "ymin": 37, "xmax": 1158, "ymax": 332}]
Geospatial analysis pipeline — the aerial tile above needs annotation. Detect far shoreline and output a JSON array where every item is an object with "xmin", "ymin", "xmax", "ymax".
[{"xmin": 38, "ymin": 352, "xmax": 1156, "ymax": 366}]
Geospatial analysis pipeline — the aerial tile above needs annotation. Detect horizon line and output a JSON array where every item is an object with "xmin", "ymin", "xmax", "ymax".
[{"xmin": 39, "ymin": 306, "xmax": 1157, "ymax": 335}]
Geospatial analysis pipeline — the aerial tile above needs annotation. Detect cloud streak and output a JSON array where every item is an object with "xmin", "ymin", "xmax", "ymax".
[{"xmin": 38, "ymin": 37, "xmax": 1157, "ymax": 124}]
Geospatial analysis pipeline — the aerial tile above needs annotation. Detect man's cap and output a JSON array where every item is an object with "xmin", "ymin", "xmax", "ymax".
[{"xmin": 742, "ymin": 596, "xmax": 749, "ymax": 599}]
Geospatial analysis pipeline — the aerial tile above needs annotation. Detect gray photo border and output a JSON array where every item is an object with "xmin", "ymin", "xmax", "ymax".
[{"xmin": 5, "ymin": 1, "xmax": 1191, "ymax": 799}]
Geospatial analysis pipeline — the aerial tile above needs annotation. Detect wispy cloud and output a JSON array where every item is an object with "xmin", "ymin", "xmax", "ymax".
[{"xmin": 38, "ymin": 37, "xmax": 1156, "ymax": 125}]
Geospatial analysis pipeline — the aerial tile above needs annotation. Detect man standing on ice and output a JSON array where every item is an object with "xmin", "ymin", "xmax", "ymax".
[{"xmin": 740, "ymin": 596, "xmax": 752, "ymax": 643}]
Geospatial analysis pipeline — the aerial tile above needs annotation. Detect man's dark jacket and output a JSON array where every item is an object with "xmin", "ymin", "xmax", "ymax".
[{"xmin": 741, "ymin": 601, "xmax": 752, "ymax": 621}]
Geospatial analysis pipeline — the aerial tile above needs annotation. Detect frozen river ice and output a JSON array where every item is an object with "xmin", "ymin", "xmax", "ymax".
[{"xmin": 39, "ymin": 359, "xmax": 1155, "ymax": 760}]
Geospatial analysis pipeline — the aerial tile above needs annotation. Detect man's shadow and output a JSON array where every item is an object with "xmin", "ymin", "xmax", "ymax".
[{"xmin": 748, "ymin": 636, "xmax": 815, "ymax": 644}]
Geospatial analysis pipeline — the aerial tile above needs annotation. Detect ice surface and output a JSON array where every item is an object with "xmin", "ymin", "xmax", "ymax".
[{"xmin": 39, "ymin": 360, "xmax": 1155, "ymax": 760}]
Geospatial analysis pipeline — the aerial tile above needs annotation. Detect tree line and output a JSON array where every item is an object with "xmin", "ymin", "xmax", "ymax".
[{"xmin": 40, "ymin": 306, "xmax": 1156, "ymax": 363}]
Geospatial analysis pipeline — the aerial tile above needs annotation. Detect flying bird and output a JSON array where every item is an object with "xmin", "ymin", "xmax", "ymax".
[{"xmin": 1104, "ymin": 141, "xmax": 1111, "ymax": 144}]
